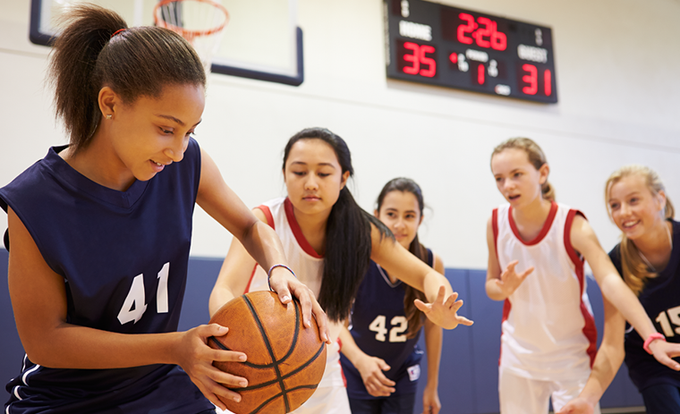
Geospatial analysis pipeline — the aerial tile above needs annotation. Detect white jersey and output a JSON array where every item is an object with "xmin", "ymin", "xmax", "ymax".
[
  {"xmin": 245, "ymin": 197, "xmax": 349, "ymax": 413},
  {"xmin": 492, "ymin": 202, "xmax": 597, "ymax": 381}
]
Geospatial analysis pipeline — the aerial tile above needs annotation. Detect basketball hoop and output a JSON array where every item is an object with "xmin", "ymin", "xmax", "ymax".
[{"xmin": 153, "ymin": 0, "xmax": 229, "ymax": 73}]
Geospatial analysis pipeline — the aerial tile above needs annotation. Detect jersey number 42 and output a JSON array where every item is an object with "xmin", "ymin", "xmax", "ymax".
[{"xmin": 369, "ymin": 315, "xmax": 408, "ymax": 343}]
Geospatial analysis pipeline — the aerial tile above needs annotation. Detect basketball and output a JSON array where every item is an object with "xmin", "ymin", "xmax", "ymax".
[{"xmin": 208, "ymin": 290, "xmax": 327, "ymax": 413}]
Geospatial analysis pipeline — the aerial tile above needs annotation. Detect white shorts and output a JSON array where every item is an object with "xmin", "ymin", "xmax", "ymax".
[{"xmin": 499, "ymin": 368, "xmax": 601, "ymax": 414}]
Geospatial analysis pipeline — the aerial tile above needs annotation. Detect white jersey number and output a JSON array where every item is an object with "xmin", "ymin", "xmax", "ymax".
[
  {"xmin": 117, "ymin": 262, "xmax": 170, "ymax": 325},
  {"xmin": 655, "ymin": 305, "xmax": 680, "ymax": 337},
  {"xmin": 368, "ymin": 315, "xmax": 409, "ymax": 343}
]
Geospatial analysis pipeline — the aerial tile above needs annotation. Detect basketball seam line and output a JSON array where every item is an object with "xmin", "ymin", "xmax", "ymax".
[
  {"xmin": 222, "ymin": 340, "xmax": 326, "ymax": 392},
  {"xmin": 243, "ymin": 294, "xmax": 295, "ymax": 413},
  {"xmin": 247, "ymin": 384, "xmax": 321, "ymax": 414}
]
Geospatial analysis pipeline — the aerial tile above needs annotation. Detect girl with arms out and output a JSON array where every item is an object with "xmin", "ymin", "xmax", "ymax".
[
  {"xmin": 339, "ymin": 178, "xmax": 444, "ymax": 414},
  {"xmin": 1, "ymin": 6, "xmax": 327, "ymax": 413},
  {"xmin": 559, "ymin": 165, "xmax": 680, "ymax": 414},
  {"xmin": 486, "ymin": 138, "xmax": 679, "ymax": 414},
  {"xmin": 209, "ymin": 128, "xmax": 472, "ymax": 414}
]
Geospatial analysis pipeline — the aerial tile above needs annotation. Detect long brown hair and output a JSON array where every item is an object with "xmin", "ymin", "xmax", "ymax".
[
  {"xmin": 49, "ymin": 4, "xmax": 205, "ymax": 155},
  {"xmin": 605, "ymin": 165, "xmax": 674, "ymax": 295},
  {"xmin": 282, "ymin": 128, "xmax": 392, "ymax": 322},
  {"xmin": 491, "ymin": 137, "xmax": 555, "ymax": 201},
  {"xmin": 375, "ymin": 177, "xmax": 429, "ymax": 339}
]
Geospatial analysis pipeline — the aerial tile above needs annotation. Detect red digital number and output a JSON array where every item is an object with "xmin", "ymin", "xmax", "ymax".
[
  {"xmin": 402, "ymin": 42, "xmax": 437, "ymax": 78},
  {"xmin": 477, "ymin": 63, "xmax": 485, "ymax": 85},
  {"xmin": 521, "ymin": 64, "xmax": 538, "ymax": 95},
  {"xmin": 475, "ymin": 17, "xmax": 492, "ymax": 48},
  {"xmin": 457, "ymin": 13, "xmax": 475, "ymax": 45},
  {"xmin": 457, "ymin": 13, "xmax": 507, "ymax": 51},
  {"xmin": 520, "ymin": 65, "xmax": 553, "ymax": 96},
  {"xmin": 403, "ymin": 42, "xmax": 420, "ymax": 75}
]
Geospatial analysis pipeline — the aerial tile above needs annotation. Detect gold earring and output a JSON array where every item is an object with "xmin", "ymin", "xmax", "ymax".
[{"xmin": 105, "ymin": 114, "xmax": 112, "ymax": 120}]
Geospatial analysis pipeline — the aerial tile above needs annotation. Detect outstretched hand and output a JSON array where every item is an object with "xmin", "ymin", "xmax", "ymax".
[
  {"xmin": 494, "ymin": 260, "xmax": 533, "ymax": 297},
  {"xmin": 649, "ymin": 338, "xmax": 680, "ymax": 371},
  {"xmin": 268, "ymin": 266, "xmax": 331, "ymax": 344},
  {"xmin": 556, "ymin": 398, "xmax": 595, "ymax": 414},
  {"xmin": 414, "ymin": 286, "xmax": 474, "ymax": 330},
  {"xmin": 175, "ymin": 324, "xmax": 248, "ymax": 411}
]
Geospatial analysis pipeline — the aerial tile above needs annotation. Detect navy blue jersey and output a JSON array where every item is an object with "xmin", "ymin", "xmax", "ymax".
[
  {"xmin": 340, "ymin": 250, "xmax": 433, "ymax": 399},
  {"xmin": 0, "ymin": 139, "xmax": 213, "ymax": 413},
  {"xmin": 609, "ymin": 219, "xmax": 680, "ymax": 391}
]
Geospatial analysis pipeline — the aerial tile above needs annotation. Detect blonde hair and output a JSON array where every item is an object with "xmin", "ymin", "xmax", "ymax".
[
  {"xmin": 491, "ymin": 137, "xmax": 555, "ymax": 201},
  {"xmin": 605, "ymin": 165, "xmax": 674, "ymax": 295}
]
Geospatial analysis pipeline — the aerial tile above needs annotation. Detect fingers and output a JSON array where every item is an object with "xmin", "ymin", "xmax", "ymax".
[
  {"xmin": 414, "ymin": 299, "xmax": 431, "ymax": 314},
  {"xmin": 519, "ymin": 266, "xmax": 535, "ymax": 279},
  {"xmin": 456, "ymin": 315, "xmax": 474, "ymax": 326}
]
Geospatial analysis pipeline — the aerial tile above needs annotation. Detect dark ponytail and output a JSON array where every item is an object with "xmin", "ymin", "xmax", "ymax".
[
  {"xmin": 49, "ymin": 4, "xmax": 205, "ymax": 154},
  {"xmin": 375, "ymin": 177, "xmax": 429, "ymax": 338},
  {"xmin": 283, "ymin": 128, "xmax": 392, "ymax": 322}
]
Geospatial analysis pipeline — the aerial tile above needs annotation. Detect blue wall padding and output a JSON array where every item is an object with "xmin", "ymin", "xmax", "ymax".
[{"xmin": 0, "ymin": 251, "xmax": 644, "ymax": 412}]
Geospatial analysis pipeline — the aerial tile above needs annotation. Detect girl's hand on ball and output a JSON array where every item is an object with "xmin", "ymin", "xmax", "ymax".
[
  {"xmin": 414, "ymin": 286, "xmax": 474, "ymax": 330},
  {"xmin": 175, "ymin": 324, "xmax": 247, "ymax": 411},
  {"xmin": 269, "ymin": 267, "xmax": 331, "ymax": 344}
]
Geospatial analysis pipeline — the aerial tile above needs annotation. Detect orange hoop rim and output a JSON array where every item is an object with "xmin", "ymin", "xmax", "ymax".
[{"xmin": 153, "ymin": 0, "xmax": 230, "ymax": 38}]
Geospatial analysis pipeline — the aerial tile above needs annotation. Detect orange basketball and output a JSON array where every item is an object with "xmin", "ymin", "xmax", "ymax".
[{"xmin": 208, "ymin": 291, "xmax": 327, "ymax": 414}]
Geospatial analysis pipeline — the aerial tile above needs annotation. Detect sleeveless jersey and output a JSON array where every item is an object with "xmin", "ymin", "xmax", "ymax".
[
  {"xmin": 0, "ymin": 139, "xmax": 213, "ymax": 414},
  {"xmin": 492, "ymin": 201, "xmax": 597, "ymax": 381},
  {"xmin": 609, "ymin": 219, "xmax": 680, "ymax": 391},
  {"xmin": 245, "ymin": 197, "xmax": 345, "ymax": 392},
  {"xmin": 340, "ymin": 249, "xmax": 434, "ymax": 399}
]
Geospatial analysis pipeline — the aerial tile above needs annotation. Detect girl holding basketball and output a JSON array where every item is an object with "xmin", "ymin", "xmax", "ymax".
[
  {"xmin": 209, "ymin": 127, "xmax": 472, "ymax": 414},
  {"xmin": 338, "ymin": 177, "xmax": 444, "ymax": 414},
  {"xmin": 0, "ymin": 5, "xmax": 327, "ymax": 414},
  {"xmin": 558, "ymin": 165, "xmax": 680, "ymax": 414},
  {"xmin": 486, "ymin": 138, "xmax": 680, "ymax": 414}
]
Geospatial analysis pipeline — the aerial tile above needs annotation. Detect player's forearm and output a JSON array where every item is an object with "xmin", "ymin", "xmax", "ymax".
[
  {"xmin": 598, "ymin": 273, "xmax": 657, "ymax": 339},
  {"xmin": 422, "ymin": 270, "xmax": 453, "ymax": 303},
  {"xmin": 576, "ymin": 343, "xmax": 624, "ymax": 406},
  {"xmin": 424, "ymin": 321, "xmax": 442, "ymax": 387},
  {"xmin": 28, "ymin": 323, "xmax": 183, "ymax": 369},
  {"xmin": 239, "ymin": 221, "xmax": 289, "ymax": 273},
  {"xmin": 338, "ymin": 326, "xmax": 367, "ymax": 366}
]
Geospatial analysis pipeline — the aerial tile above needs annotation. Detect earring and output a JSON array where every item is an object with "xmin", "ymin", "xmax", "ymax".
[{"xmin": 105, "ymin": 114, "xmax": 112, "ymax": 120}]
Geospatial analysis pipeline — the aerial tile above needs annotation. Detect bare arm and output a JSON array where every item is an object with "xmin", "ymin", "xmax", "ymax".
[
  {"xmin": 557, "ymin": 297, "xmax": 625, "ymax": 414},
  {"xmin": 370, "ymin": 225, "xmax": 472, "ymax": 329},
  {"xmin": 7, "ymin": 206, "xmax": 247, "ymax": 410},
  {"xmin": 571, "ymin": 214, "xmax": 680, "ymax": 370},
  {"xmin": 338, "ymin": 325, "xmax": 396, "ymax": 397},
  {"xmin": 198, "ymin": 149, "xmax": 329, "ymax": 340},
  {"xmin": 422, "ymin": 253, "xmax": 444, "ymax": 414}
]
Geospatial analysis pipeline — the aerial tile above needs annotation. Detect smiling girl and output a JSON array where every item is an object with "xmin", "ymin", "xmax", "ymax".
[
  {"xmin": 210, "ymin": 128, "xmax": 472, "ymax": 413},
  {"xmin": 0, "ymin": 5, "xmax": 326, "ymax": 414},
  {"xmin": 559, "ymin": 165, "xmax": 680, "ymax": 414},
  {"xmin": 338, "ymin": 177, "xmax": 444, "ymax": 414},
  {"xmin": 486, "ymin": 138, "xmax": 678, "ymax": 414}
]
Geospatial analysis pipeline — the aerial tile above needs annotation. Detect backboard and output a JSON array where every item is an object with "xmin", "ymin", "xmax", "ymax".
[{"xmin": 29, "ymin": 0, "xmax": 304, "ymax": 86}]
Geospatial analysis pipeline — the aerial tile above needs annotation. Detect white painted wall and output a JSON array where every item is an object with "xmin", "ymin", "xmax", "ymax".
[{"xmin": 1, "ymin": 0, "xmax": 679, "ymax": 269}]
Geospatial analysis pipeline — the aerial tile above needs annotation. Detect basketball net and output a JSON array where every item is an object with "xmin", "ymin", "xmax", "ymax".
[{"xmin": 153, "ymin": 0, "xmax": 229, "ymax": 73}]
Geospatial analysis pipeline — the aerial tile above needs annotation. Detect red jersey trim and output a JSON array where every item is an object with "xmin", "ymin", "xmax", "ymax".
[
  {"xmin": 499, "ymin": 298, "xmax": 512, "ymax": 366},
  {"xmin": 256, "ymin": 204, "xmax": 275, "ymax": 230},
  {"xmin": 564, "ymin": 208, "xmax": 597, "ymax": 366},
  {"xmin": 244, "ymin": 264, "xmax": 258, "ymax": 294},
  {"xmin": 492, "ymin": 208, "xmax": 499, "ymax": 256},
  {"xmin": 508, "ymin": 201, "xmax": 558, "ymax": 246},
  {"xmin": 284, "ymin": 197, "xmax": 324, "ymax": 259},
  {"xmin": 245, "ymin": 205, "xmax": 275, "ymax": 293}
]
